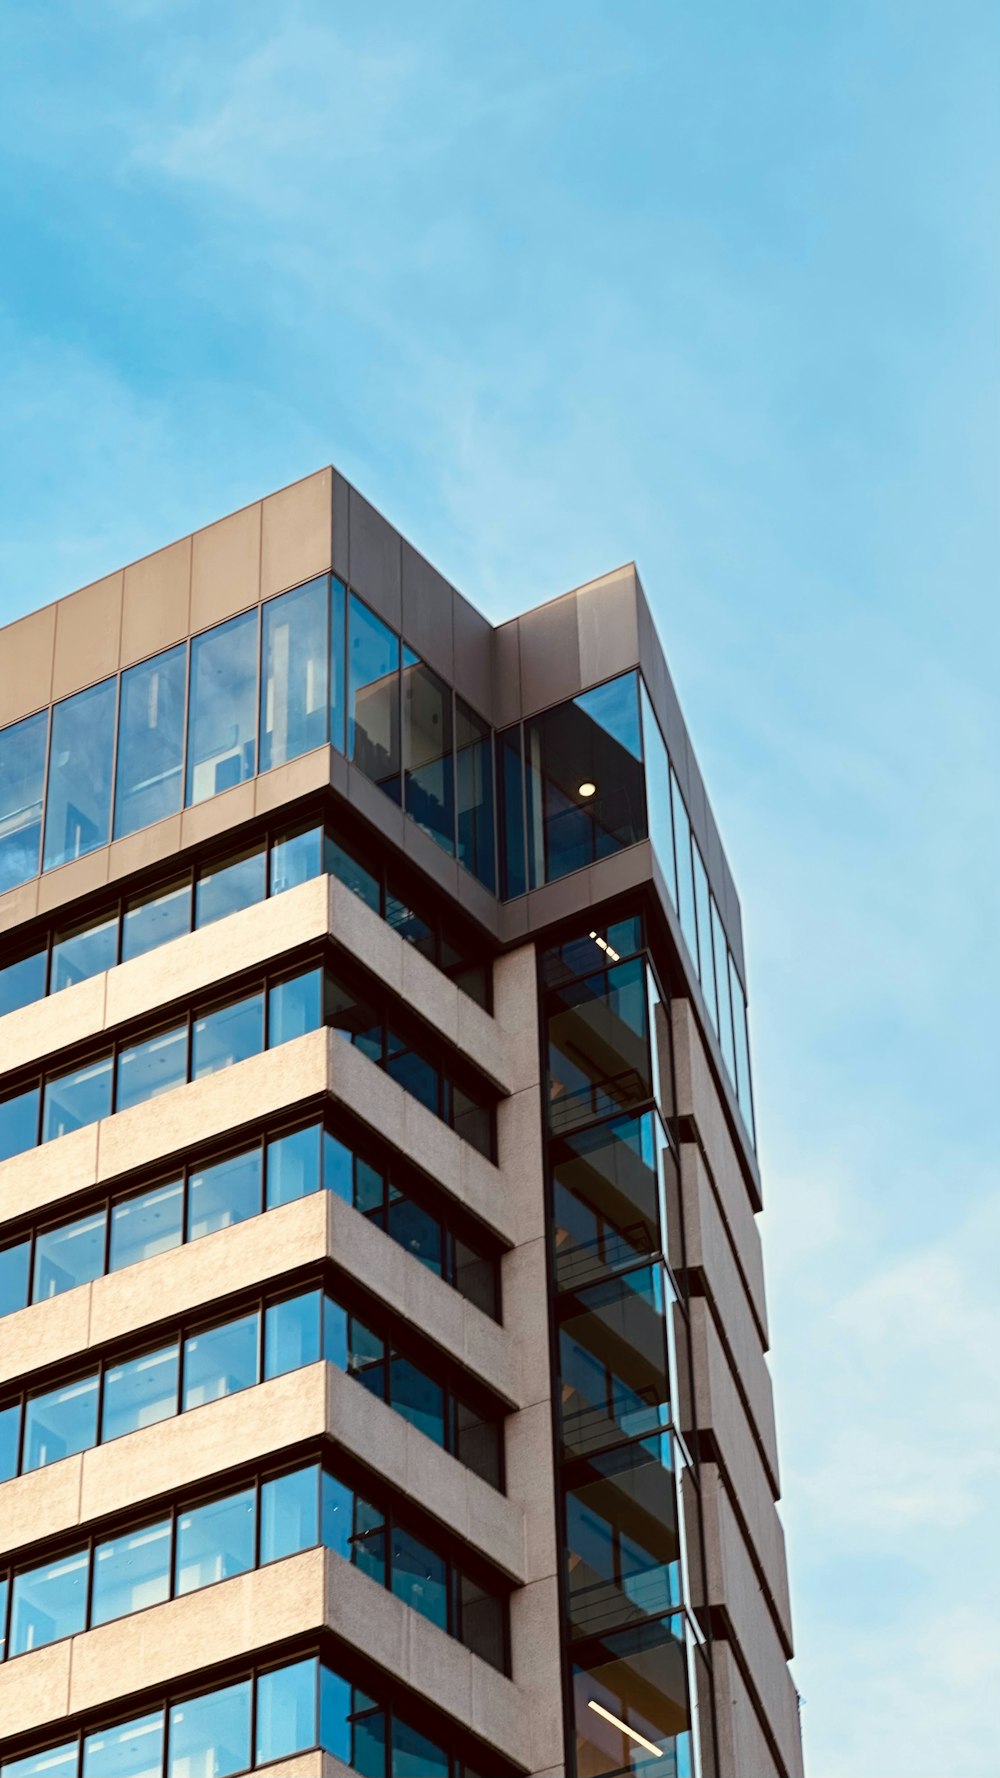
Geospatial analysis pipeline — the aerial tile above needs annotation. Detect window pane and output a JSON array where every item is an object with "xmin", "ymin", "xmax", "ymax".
[
  {"xmin": 43, "ymin": 1055, "xmax": 112, "ymax": 1142},
  {"xmin": 110, "ymin": 1180, "xmax": 183, "ymax": 1271},
  {"xmin": 0, "ymin": 1403, "xmax": 21, "ymax": 1482},
  {"xmin": 114, "ymin": 645, "xmax": 186, "ymax": 839},
  {"xmin": 183, "ymin": 1312, "xmax": 259, "ymax": 1409},
  {"xmin": 10, "ymin": 1549, "xmax": 88, "ymax": 1654},
  {"xmin": 348, "ymin": 595, "xmax": 400, "ymax": 799},
  {"xmin": 526, "ymin": 673, "xmax": 645, "ymax": 889},
  {"xmin": 319, "ymin": 1471, "xmax": 358, "ymax": 1565},
  {"xmin": 44, "ymin": 678, "xmax": 117, "ymax": 871},
  {"xmin": 460, "ymin": 1575, "xmax": 506, "ymax": 1671},
  {"xmin": 23, "ymin": 1373, "xmax": 99, "ymax": 1471},
  {"xmin": 558, "ymin": 1267, "xmax": 671, "ymax": 1459},
  {"xmin": 115, "ymin": 1023, "xmax": 187, "ymax": 1113},
  {"xmin": 261, "ymin": 1465, "xmax": 319, "ymax": 1564},
  {"xmin": 266, "ymin": 1123, "xmax": 321, "ymax": 1209},
  {"xmin": 264, "ymin": 1291, "xmax": 321, "ymax": 1380},
  {"xmin": 0, "ymin": 944, "xmax": 47, "ymax": 1018},
  {"xmin": 33, "ymin": 1210, "xmax": 106, "ymax": 1301},
  {"xmin": 83, "ymin": 1710, "xmax": 164, "ymax": 1778},
  {"xmin": 640, "ymin": 684, "xmax": 677, "ymax": 909},
  {"xmin": 268, "ymin": 967, "xmax": 323, "ymax": 1047},
  {"xmin": 729, "ymin": 958, "xmax": 756, "ymax": 1148},
  {"xmin": 456, "ymin": 699, "xmax": 495, "ymax": 891},
  {"xmin": 385, "ymin": 1031, "xmax": 439, "ymax": 1114},
  {"xmin": 92, "ymin": 1519, "xmax": 171, "ymax": 1625},
  {"xmin": 0, "ymin": 1084, "xmax": 40, "ymax": 1161},
  {"xmin": 122, "ymin": 879, "xmax": 191, "ymax": 961},
  {"xmin": 553, "ymin": 1112, "xmax": 662, "ymax": 1291},
  {"xmin": 669, "ymin": 770, "xmax": 698, "ymax": 967},
  {"xmin": 0, "ymin": 1238, "xmax": 31, "ymax": 1317},
  {"xmin": 391, "ymin": 1527, "xmax": 447, "ymax": 1629},
  {"xmin": 403, "ymin": 653, "xmax": 454, "ymax": 853},
  {"xmin": 186, "ymin": 610, "xmax": 257, "ymax": 806},
  {"xmin": 0, "ymin": 709, "xmax": 48, "ymax": 892},
  {"xmin": 387, "ymin": 1195, "xmax": 442, "ymax": 1276},
  {"xmin": 320, "ymin": 1670, "xmax": 386, "ymax": 1774},
  {"xmin": 255, "ymin": 1657, "xmax": 318, "ymax": 1765},
  {"xmin": 102, "ymin": 1344, "xmax": 179, "ymax": 1441},
  {"xmin": 187, "ymin": 1147, "xmax": 262, "ymax": 1240},
  {"xmin": 691, "ymin": 844, "xmax": 717, "ymax": 1030},
  {"xmin": 547, "ymin": 958, "xmax": 652, "ymax": 1136},
  {"xmin": 195, "ymin": 845, "xmax": 266, "ymax": 928},
  {"xmin": 327, "ymin": 834, "xmax": 380, "ymax": 912},
  {"xmin": 260, "ymin": 577, "xmax": 328, "ymax": 772},
  {"xmin": 175, "ymin": 1487, "xmax": 255, "ymax": 1594},
  {"xmin": 391, "ymin": 1723, "xmax": 448, "ymax": 1778},
  {"xmin": 572, "ymin": 1615, "xmax": 691, "ymax": 1775},
  {"xmin": 270, "ymin": 823, "xmax": 323, "ymax": 895},
  {"xmin": 711, "ymin": 897, "xmax": 736, "ymax": 1082},
  {"xmin": 1, "ymin": 1742, "xmax": 77, "ymax": 1778},
  {"xmin": 192, "ymin": 990, "xmax": 264, "ymax": 1078},
  {"xmin": 389, "ymin": 1357, "xmax": 444, "ymax": 1445},
  {"xmin": 168, "ymin": 1680, "xmax": 251, "ymax": 1778},
  {"xmin": 51, "ymin": 912, "xmax": 117, "ymax": 993},
  {"xmin": 329, "ymin": 575, "xmax": 346, "ymax": 753}
]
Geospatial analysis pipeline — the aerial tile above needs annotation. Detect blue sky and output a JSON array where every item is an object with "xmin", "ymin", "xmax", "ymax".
[{"xmin": 1, "ymin": 3, "xmax": 998, "ymax": 1770}]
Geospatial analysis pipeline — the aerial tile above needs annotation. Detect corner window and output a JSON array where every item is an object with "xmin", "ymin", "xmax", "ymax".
[
  {"xmin": 260, "ymin": 577, "xmax": 329, "ymax": 774},
  {"xmin": 186, "ymin": 610, "xmax": 258, "ymax": 806},
  {"xmin": 403, "ymin": 651, "xmax": 454, "ymax": 853},
  {"xmin": 526, "ymin": 672, "xmax": 645, "ymax": 889},
  {"xmin": 0, "ymin": 709, "xmax": 47, "ymax": 892},
  {"xmin": 348, "ymin": 595, "xmax": 400, "ymax": 799}
]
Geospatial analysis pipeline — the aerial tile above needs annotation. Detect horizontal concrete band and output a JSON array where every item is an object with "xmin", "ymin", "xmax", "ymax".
[
  {"xmin": 0, "ymin": 1361, "xmax": 528, "ymax": 1583},
  {"xmin": 0, "ymin": 1547, "xmax": 532, "ymax": 1771}
]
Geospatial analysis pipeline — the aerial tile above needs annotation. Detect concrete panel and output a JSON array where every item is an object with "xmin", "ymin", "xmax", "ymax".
[
  {"xmin": 179, "ymin": 779, "xmax": 256, "ymax": 850},
  {"xmin": 492, "ymin": 619, "xmax": 522, "ymax": 730},
  {"xmin": 0, "ymin": 1282, "xmax": 93, "ymax": 1389},
  {"xmin": 672, "ymin": 999, "xmax": 767, "ymax": 1270},
  {"xmin": 332, "ymin": 469, "xmax": 350, "ymax": 582},
  {"xmin": 713, "ymin": 1641, "xmax": 785, "ymax": 1778},
  {"xmin": 401, "ymin": 541, "xmax": 454, "ymax": 682},
  {"xmin": 586, "ymin": 838, "xmax": 655, "ymax": 910},
  {"xmin": 253, "ymin": 744, "xmax": 332, "ymax": 816},
  {"xmin": 121, "ymin": 537, "xmax": 192, "ymax": 667},
  {"xmin": 0, "ymin": 1122, "xmax": 99, "ymax": 1231},
  {"xmin": 347, "ymin": 485, "xmax": 401, "ymax": 630},
  {"xmin": 0, "ymin": 1453, "xmax": 83, "ymax": 1560},
  {"xmin": 36, "ymin": 848, "xmax": 110, "ymax": 916},
  {"xmin": 0, "ymin": 876, "xmax": 39, "ymax": 935},
  {"xmin": 402, "ymin": 815, "xmax": 461, "ymax": 902},
  {"xmin": 0, "ymin": 1636, "xmax": 71, "ymax": 1741},
  {"xmin": 493, "ymin": 943, "xmax": 540, "ymax": 1096},
  {"xmin": 518, "ymin": 597, "xmax": 582, "ymax": 717},
  {"xmin": 496, "ymin": 1085, "xmax": 546, "ymax": 1248},
  {"xmin": 191, "ymin": 500, "xmax": 261, "ymax": 631},
  {"xmin": 681, "ymin": 1140, "xmax": 768, "ymax": 1367},
  {"xmin": 455, "ymin": 866, "xmax": 501, "ymax": 939},
  {"xmin": 509, "ymin": 1574, "xmax": 566, "ymax": 1774},
  {"xmin": 0, "ymin": 602, "xmax": 55, "ymax": 728},
  {"xmin": 501, "ymin": 1235, "xmax": 550, "ymax": 1414},
  {"xmin": 51, "ymin": 571, "xmax": 122, "ymax": 700},
  {"xmin": 261, "ymin": 469, "xmax": 333, "ymax": 600},
  {"xmin": 452, "ymin": 591, "xmax": 494, "ymax": 724},
  {"xmin": 504, "ymin": 1398, "xmax": 558, "ymax": 1584},
  {"xmin": 576, "ymin": 564, "xmax": 641, "ymax": 689},
  {"xmin": 107, "ymin": 812, "xmax": 183, "ymax": 883},
  {"xmin": 0, "ymin": 970, "xmax": 106, "ymax": 1078}
]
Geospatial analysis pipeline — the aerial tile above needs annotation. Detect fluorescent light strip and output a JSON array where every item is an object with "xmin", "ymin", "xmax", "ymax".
[{"xmin": 587, "ymin": 1699, "xmax": 664, "ymax": 1758}]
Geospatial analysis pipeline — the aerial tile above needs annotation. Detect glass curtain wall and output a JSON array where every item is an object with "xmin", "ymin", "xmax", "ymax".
[{"xmin": 0, "ymin": 710, "xmax": 47, "ymax": 892}]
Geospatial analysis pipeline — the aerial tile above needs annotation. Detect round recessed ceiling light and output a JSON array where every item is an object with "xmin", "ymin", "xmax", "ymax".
[{"xmin": 578, "ymin": 781, "xmax": 597, "ymax": 798}]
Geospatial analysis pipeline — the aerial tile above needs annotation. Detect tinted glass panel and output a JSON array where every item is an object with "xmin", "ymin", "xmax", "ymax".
[
  {"xmin": 269, "ymin": 967, "xmax": 323, "ymax": 1046},
  {"xmin": 122, "ymin": 879, "xmax": 191, "ymax": 961},
  {"xmin": 83, "ymin": 1709, "xmax": 164, "ymax": 1778},
  {"xmin": 0, "ymin": 1238, "xmax": 31, "ymax": 1317},
  {"xmin": 328, "ymin": 834, "xmax": 380, "ymax": 911},
  {"xmin": 387, "ymin": 1195, "xmax": 442, "ymax": 1276},
  {"xmin": 456, "ymin": 699, "xmax": 495, "ymax": 890},
  {"xmin": 115, "ymin": 1023, "xmax": 187, "ymax": 1113},
  {"xmin": 261, "ymin": 1465, "xmax": 319, "ymax": 1564},
  {"xmin": 640, "ymin": 683, "xmax": 677, "ymax": 909},
  {"xmin": 0, "ymin": 945, "xmax": 47, "ymax": 1018},
  {"xmin": 670, "ymin": 769, "xmax": 698, "ymax": 966},
  {"xmin": 195, "ymin": 845, "xmax": 266, "ymax": 928},
  {"xmin": 187, "ymin": 1147, "xmax": 262, "ymax": 1240},
  {"xmin": 547, "ymin": 958, "xmax": 652, "ymax": 1135},
  {"xmin": 255, "ymin": 1657, "xmax": 318, "ymax": 1765},
  {"xmin": 391, "ymin": 1526, "xmax": 447, "ymax": 1629},
  {"xmin": 349, "ymin": 596, "xmax": 400, "ymax": 799},
  {"xmin": 320, "ymin": 1670, "xmax": 385, "ymax": 1774},
  {"xmin": 260, "ymin": 576, "xmax": 328, "ymax": 772},
  {"xmin": 92, "ymin": 1519, "xmax": 171, "ymax": 1625},
  {"xmin": 264, "ymin": 1290, "xmax": 321, "ymax": 1379},
  {"xmin": 1, "ymin": 1742, "xmax": 77, "ymax": 1778},
  {"xmin": 0, "ymin": 1084, "xmax": 40, "ymax": 1161},
  {"xmin": 186, "ymin": 610, "xmax": 257, "ymax": 805},
  {"xmin": 559, "ymin": 1268, "xmax": 671, "ymax": 1458},
  {"xmin": 0, "ymin": 1402, "xmax": 19, "ymax": 1481},
  {"xmin": 572, "ymin": 1615, "xmax": 691, "ymax": 1775},
  {"xmin": 564, "ymin": 1436, "xmax": 682, "ymax": 1637},
  {"xmin": 114, "ymin": 644, "xmax": 186, "ymax": 839},
  {"xmin": 329, "ymin": 575, "xmax": 346, "ymax": 753},
  {"xmin": 102, "ymin": 1344, "xmax": 179, "ymax": 1441},
  {"xmin": 691, "ymin": 843, "xmax": 716, "ymax": 1030},
  {"xmin": 24, "ymin": 1373, "xmax": 99, "ymax": 1471},
  {"xmin": 182, "ymin": 1312, "xmax": 259, "ymax": 1409},
  {"xmin": 711, "ymin": 897, "xmax": 736, "ymax": 1080},
  {"xmin": 403, "ymin": 652, "xmax": 454, "ymax": 852},
  {"xmin": 552, "ymin": 1112, "xmax": 663, "ymax": 1290},
  {"xmin": 191, "ymin": 991, "xmax": 264, "ymax": 1078},
  {"xmin": 33, "ymin": 1210, "xmax": 106, "ymax": 1300},
  {"xmin": 44, "ymin": 678, "xmax": 117, "ymax": 871},
  {"xmin": 526, "ymin": 673, "xmax": 645, "ymax": 888},
  {"xmin": 0, "ymin": 709, "xmax": 47, "ymax": 892},
  {"xmin": 110, "ymin": 1180, "xmax": 183, "ymax": 1271},
  {"xmin": 10, "ymin": 1548, "xmax": 88, "ymax": 1654},
  {"xmin": 266, "ymin": 1123, "xmax": 321, "ymax": 1209},
  {"xmin": 390, "ymin": 1356, "xmax": 444, "ymax": 1445},
  {"xmin": 729, "ymin": 959, "xmax": 756, "ymax": 1147},
  {"xmin": 175, "ymin": 1487, "xmax": 255, "ymax": 1593},
  {"xmin": 168, "ymin": 1680, "xmax": 251, "ymax": 1778},
  {"xmin": 51, "ymin": 912, "xmax": 117, "ymax": 992},
  {"xmin": 270, "ymin": 823, "xmax": 323, "ymax": 894},
  {"xmin": 392, "ymin": 1723, "xmax": 448, "ymax": 1778},
  {"xmin": 43, "ymin": 1055, "xmax": 112, "ymax": 1142}
]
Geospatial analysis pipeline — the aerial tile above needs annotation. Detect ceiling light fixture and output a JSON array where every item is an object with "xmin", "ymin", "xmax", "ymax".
[
  {"xmin": 589, "ymin": 930, "xmax": 620, "ymax": 962},
  {"xmin": 578, "ymin": 781, "xmax": 597, "ymax": 798},
  {"xmin": 586, "ymin": 1700, "xmax": 664, "ymax": 1758}
]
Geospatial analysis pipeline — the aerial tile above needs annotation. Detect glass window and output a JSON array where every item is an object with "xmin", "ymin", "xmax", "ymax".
[
  {"xmin": 187, "ymin": 1147, "xmax": 262, "ymax": 1240},
  {"xmin": 559, "ymin": 1267, "xmax": 671, "ymax": 1459},
  {"xmin": 564, "ymin": 1436, "xmax": 682, "ymax": 1639},
  {"xmin": 403, "ymin": 652, "xmax": 454, "ymax": 853},
  {"xmin": 0, "ymin": 1084, "xmax": 40, "ymax": 1161},
  {"xmin": 264, "ymin": 1290, "xmax": 321, "ymax": 1380},
  {"xmin": 266, "ymin": 1123, "xmax": 321, "ymax": 1209},
  {"xmin": 51, "ymin": 911, "xmax": 117, "ymax": 993},
  {"xmin": 268, "ymin": 967, "xmax": 323, "ymax": 1047},
  {"xmin": 1, "ymin": 1743, "xmax": 78, "ymax": 1778},
  {"xmin": 270, "ymin": 823, "xmax": 323, "ymax": 895},
  {"xmin": 0, "ymin": 1402, "xmax": 21, "ymax": 1482},
  {"xmin": 195, "ymin": 845, "xmax": 266, "ymax": 929},
  {"xmin": 255, "ymin": 1657, "xmax": 318, "ymax": 1766},
  {"xmin": 10, "ymin": 1548, "xmax": 88, "ymax": 1654},
  {"xmin": 0, "ymin": 709, "xmax": 48, "ymax": 892},
  {"xmin": 114, "ymin": 644, "xmax": 187, "ymax": 839},
  {"xmin": 320, "ymin": 1670, "xmax": 384, "ymax": 1774},
  {"xmin": 122, "ymin": 879, "xmax": 191, "ymax": 962},
  {"xmin": 349, "ymin": 595, "xmax": 400, "ymax": 800},
  {"xmin": 110, "ymin": 1180, "xmax": 183, "ymax": 1272},
  {"xmin": 91, "ymin": 1519, "xmax": 171, "ymax": 1626},
  {"xmin": 115, "ymin": 1022, "xmax": 187, "ymax": 1114},
  {"xmin": 83, "ymin": 1709, "xmax": 164, "ymax": 1778},
  {"xmin": 329, "ymin": 575, "xmax": 347, "ymax": 752},
  {"xmin": 260, "ymin": 577, "xmax": 329, "ymax": 773},
  {"xmin": 192, "ymin": 990, "xmax": 264, "ymax": 1079},
  {"xmin": 640, "ymin": 684, "xmax": 677, "ymax": 910},
  {"xmin": 0, "ymin": 944, "xmax": 47, "ymax": 1018},
  {"xmin": 456, "ymin": 699, "xmax": 495, "ymax": 891},
  {"xmin": 261, "ymin": 1465, "xmax": 319, "ymax": 1565},
  {"xmin": 43, "ymin": 678, "xmax": 117, "ymax": 872},
  {"xmin": 552, "ymin": 1112, "xmax": 663, "ymax": 1291},
  {"xmin": 33, "ymin": 1210, "xmax": 106, "ymax": 1301},
  {"xmin": 526, "ymin": 673, "xmax": 645, "ymax": 889},
  {"xmin": 0, "ymin": 1238, "xmax": 31, "ymax": 1318},
  {"xmin": 23, "ymin": 1373, "xmax": 99, "ymax": 1471},
  {"xmin": 460, "ymin": 1575, "xmax": 506, "ymax": 1671},
  {"xmin": 392, "ymin": 1723, "xmax": 448, "ymax": 1778},
  {"xmin": 729, "ymin": 960, "xmax": 756, "ymax": 1148},
  {"xmin": 385, "ymin": 891, "xmax": 434, "ymax": 960},
  {"xmin": 325, "ymin": 1300, "xmax": 384, "ymax": 1388},
  {"xmin": 175, "ymin": 1487, "xmax": 255, "ymax": 1594},
  {"xmin": 102, "ymin": 1344, "xmax": 179, "ymax": 1442},
  {"xmin": 390, "ymin": 1356, "xmax": 444, "ymax": 1446},
  {"xmin": 669, "ymin": 769, "xmax": 698, "ymax": 967},
  {"xmin": 328, "ymin": 833, "xmax": 380, "ymax": 912},
  {"xmin": 572, "ymin": 1614, "xmax": 691, "ymax": 1775},
  {"xmin": 711, "ymin": 897, "xmax": 736, "ymax": 1081},
  {"xmin": 43, "ymin": 1054, "xmax": 113, "ymax": 1142},
  {"xmin": 168, "ymin": 1680, "xmax": 251, "ymax": 1778},
  {"xmin": 691, "ymin": 843, "xmax": 716, "ymax": 1030},
  {"xmin": 387, "ymin": 1193, "xmax": 442, "ymax": 1276},
  {"xmin": 497, "ymin": 724, "xmax": 526, "ymax": 900},
  {"xmin": 186, "ymin": 610, "xmax": 257, "ymax": 806},
  {"xmin": 183, "ymin": 1311, "xmax": 259, "ymax": 1410},
  {"xmin": 385, "ymin": 1030, "xmax": 439, "ymax": 1115},
  {"xmin": 391, "ymin": 1526, "xmax": 447, "ymax": 1629},
  {"xmin": 547, "ymin": 957, "xmax": 652, "ymax": 1135}
]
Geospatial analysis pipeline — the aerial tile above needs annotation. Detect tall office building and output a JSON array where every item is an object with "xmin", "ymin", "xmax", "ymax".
[{"xmin": 0, "ymin": 469, "xmax": 802, "ymax": 1778}]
